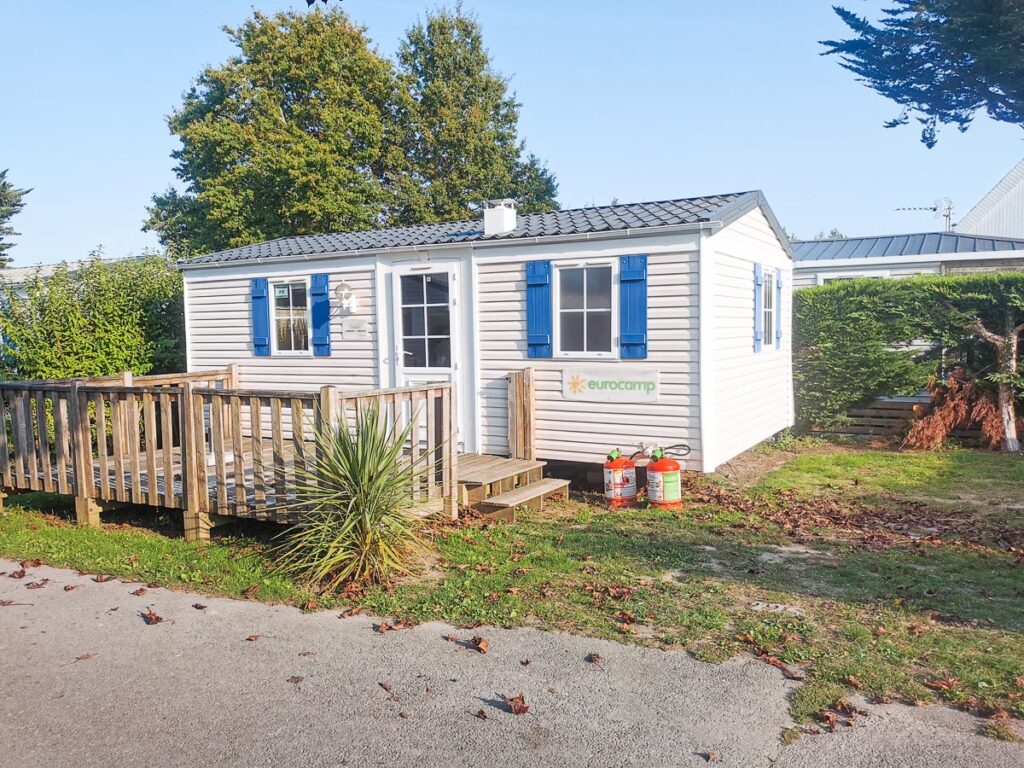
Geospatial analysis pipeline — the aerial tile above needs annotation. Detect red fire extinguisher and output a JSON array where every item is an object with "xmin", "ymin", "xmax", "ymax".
[
  {"xmin": 603, "ymin": 448, "xmax": 638, "ymax": 508},
  {"xmin": 645, "ymin": 444, "xmax": 691, "ymax": 509}
]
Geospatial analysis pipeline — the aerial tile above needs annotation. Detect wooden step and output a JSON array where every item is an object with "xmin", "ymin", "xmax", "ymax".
[
  {"xmin": 476, "ymin": 477, "xmax": 570, "ymax": 518},
  {"xmin": 457, "ymin": 455, "xmax": 546, "ymax": 486}
]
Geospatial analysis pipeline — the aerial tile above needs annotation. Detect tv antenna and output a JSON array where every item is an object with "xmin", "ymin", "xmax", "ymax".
[{"xmin": 895, "ymin": 198, "xmax": 954, "ymax": 231}]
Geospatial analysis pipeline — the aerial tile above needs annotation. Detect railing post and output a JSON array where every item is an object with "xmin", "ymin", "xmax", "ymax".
[
  {"xmin": 318, "ymin": 385, "xmax": 337, "ymax": 433},
  {"xmin": 69, "ymin": 380, "xmax": 100, "ymax": 528},
  {"xmin": 227, "ymin": 363, "xmax": 240, "ymax": 390},
  {"xmin": 182, "ymin": 383, "xmax": 211, "ymax": 542},
  {"xmin": 443, "ymin": 382, "xmax": 459, "ymax": 521}
]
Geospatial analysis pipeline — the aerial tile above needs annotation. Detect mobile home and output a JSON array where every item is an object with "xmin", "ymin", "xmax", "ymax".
[{"xmin": 180, "ymin": 191, "xmax": 794, "ymax": 475}]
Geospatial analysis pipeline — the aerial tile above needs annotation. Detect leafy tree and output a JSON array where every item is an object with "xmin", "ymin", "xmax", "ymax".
[
  {"xmin": 145, "ymin": 10, "xmax": 410, "ymax": 255},
  {"xmin": 0, "ymin": 253, "xmax": 184, "ymax": 380},
  {"xmin": 823, "ymin": 2, "xmax": 1024, "ymax": 147},
  {"xmin": 147, "ymin": 7, "xmax": 558, "ymax": 256},
  {"xmin": 0, "ymin": 169, "xmax": 31, "ymax": 267},
  {"xmin": 395, "ymin": 7, "xmax": 558, "ymax": 221}
]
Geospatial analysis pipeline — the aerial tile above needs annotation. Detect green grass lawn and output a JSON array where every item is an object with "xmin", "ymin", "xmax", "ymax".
[{"xmin": 2, "ymin": 446, "xmax": 1022, "ymax": 732}]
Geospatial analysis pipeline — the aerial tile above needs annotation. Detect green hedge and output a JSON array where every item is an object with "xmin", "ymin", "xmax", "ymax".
[{"xmin": 793, "ymin": 273, "xmax": 1024, "ymax": 430}]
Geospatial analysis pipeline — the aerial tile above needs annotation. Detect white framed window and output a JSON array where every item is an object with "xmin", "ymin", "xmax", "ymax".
[
  {"xmin": 554, "ymin": 261, "xmax": 617, "ymax": 359},
  {"xmin": 761, "ymin": 268, "xmax": 775, "ymax": 352},
  {"xmin": 271, "ymin": 278, "xmax": 311, "ymax": 355}
]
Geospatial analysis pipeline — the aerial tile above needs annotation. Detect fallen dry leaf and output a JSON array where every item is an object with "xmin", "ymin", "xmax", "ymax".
[
  {"xmin": 131, "ymin": 588, "xmax": 147, "ymax": 597},
  {"xmin": 338, "ymin": 606, "xmax": 362, "ymax": 618},
  {"xmin": 25, "ymin": 580, "xmax": 50, "ymax": 590},
  {"xmin": 73, "ymin": 653, "xmax": 96, "ymax": 663},
  {"xmin": 520, "ymin": 659, "xmax": 530, "ymax": 666},
  {"xmin": 242, "ymin": 584, "xmax": 260, "ymax": 599},
  {"xmin": 298, "ymin": 651, "xmax": 313, "ymax": 657},
  {"xmin": 287, "ymin": 675, "xmax": 304, "ymax": 685},
  {"xmin": 63, "ymin": 584, "xmax": 78, "ymax": 592},
  {"xmin": 301, "ymin": 600, "xmax": 318, "ymax": 612},
  {"xmin": 245, "ymin": 634, "xmax": 261, "ymax": 642},
  {"xmin": 92, "ymin": 575, "xmax": 113, "ymax": 583},
  {"xmin": 925, "ymin": 675, "xmax": 960, "ymax": 692},
  {"xmin": 471, "ymin": 635, "xmax": 490, "ymax": 654},
  {"xmin": 192, "ymin": 603, "xmax": 207, "ymax": 610},
  {"xmin": 141, "ymin": 609, "xmax": 163, "ymax": 625},
  {"xmin": 399, "ymin": 711, "xmax": 411, "ymax": 719},
  {"xmin": 473, "ymin": 709, "xmax": 488, "ymax": 720},
  {"xmin": 701, "ymin": 752, "xmax": 722, "ymax": 763},
  {"xmin": 379, "ymin": 682, "xmax": 393, "ymax": 692},
  {"xmin": 760, "ymin": 655, "xmax": 805, "ymax": 681},
  {"xmin": 376, "ymin": 619, "xmax": 416, "ymax": 634},
  {"xmin": 504, "ymin": 692, "xmax": 529, "ymax": 715},
  {"xmin": 9, "ymin": 569, "xmax": 26, "ymax": 579},
  {"xmin": 585, "ymin": 652, "xmax": 604, "ymax": 665},
  {"xmin": 20, "ymin": 559, "xmax": 41, "ymax": 568},
  {"xmin": 147, "ymin": 582, "xmax": 159, "ymax": 589},
  {"xmin": 0, "ymin": 599, "xmax": 31, "ymax": 607},
  {"xmin": 846, "ymin": 675, "xmax": 863, "ymax": 688}
]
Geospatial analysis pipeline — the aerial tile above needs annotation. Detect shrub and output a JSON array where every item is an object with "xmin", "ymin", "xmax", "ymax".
[
  {"xmin": 0, "ymin": 252, "xmax": 184, "ymax": 380},
  {"xmin": 793, "ymin": 277, "xmax": 933, "ymax": 429},
  {"xmin": 274, "ymin": 404, "xmax": 426, "ymax": 590}
]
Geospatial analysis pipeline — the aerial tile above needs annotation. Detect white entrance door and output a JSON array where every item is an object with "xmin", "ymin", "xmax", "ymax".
[{"xmin": 391, "ymin": 263, "xmax": 467, "ymax": 450}]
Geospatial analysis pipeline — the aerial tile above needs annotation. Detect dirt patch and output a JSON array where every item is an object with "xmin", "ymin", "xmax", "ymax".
[
  {"xmin": 713, "ymin": 443, "xmax": 852, "ymax": 488},
  {"xmin": 756, "ymin": 544, "xmax": 828, "ymax": 566}
]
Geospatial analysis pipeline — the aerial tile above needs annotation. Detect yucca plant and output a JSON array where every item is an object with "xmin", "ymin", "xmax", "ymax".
[{"xmin": 274, "ymin": 403, "xmax": 428, "ymax": 591}]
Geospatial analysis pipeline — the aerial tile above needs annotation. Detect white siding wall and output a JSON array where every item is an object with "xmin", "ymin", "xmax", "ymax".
[
  {"xmin": 793, "ymin": 261, "xmax": 941, "ymax": 288},
  {"xmin": 958, "ymin": 159, "xmax": 1024, "ymax": 239},
  {"xmin": 475, "ymin": 245, "xmax": 703, "ymax": 468},
  {"xmin": 184, "ymin": 261, "xmax": 379, "ymax": 394},
  {"xmin": 705, "ymin": 208, "xmax": 793, "ymax": 468}
]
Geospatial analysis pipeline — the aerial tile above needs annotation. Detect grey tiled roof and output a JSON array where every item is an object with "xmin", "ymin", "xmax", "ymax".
[
  {"xmin": 183, "ymin": 192, "xmax": 756, "ymax": 266},
  {"xmin": 792, "ymin": 232, "xmax": 1024, "ymax": 262}
]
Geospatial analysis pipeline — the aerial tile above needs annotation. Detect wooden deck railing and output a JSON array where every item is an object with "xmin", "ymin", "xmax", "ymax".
[
  {"xmin": 191, "ymin": 382, "xmax": 458, "ymax": 524},
  {"xmin": 0, "ymin": 369, "xmax": 458, "ymax": 538}
]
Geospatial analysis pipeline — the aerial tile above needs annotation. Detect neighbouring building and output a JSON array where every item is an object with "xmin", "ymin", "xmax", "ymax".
[{"xmin": 792, "ymin": 231, "xmax": 1024, "ymax": 288}]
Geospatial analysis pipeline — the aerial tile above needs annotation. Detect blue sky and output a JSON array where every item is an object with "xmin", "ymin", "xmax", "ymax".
[{"xmin": 2, "ymin": 0, "xmax": 1022, "ymax": 266}]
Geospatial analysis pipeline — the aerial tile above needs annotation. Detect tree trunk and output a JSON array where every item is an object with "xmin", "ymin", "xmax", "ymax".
[{"xmin": 998, "ymin": 382, "xmax": 1020, "ymax": 452}]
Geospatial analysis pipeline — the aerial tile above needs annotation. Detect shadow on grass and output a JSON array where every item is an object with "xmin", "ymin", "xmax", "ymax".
[{"xmin": 504, "ymin": 511, "xmax": 1024, "ymax": 633}]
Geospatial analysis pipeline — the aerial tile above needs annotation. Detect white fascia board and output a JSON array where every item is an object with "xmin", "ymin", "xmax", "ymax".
[
  {"xmin": 181, "ymin": 255, "xmax": 378, "ymax": 282},
  {"xmin": 794, "ymin": 251, "xmax": 1024, "ymax": 269}
]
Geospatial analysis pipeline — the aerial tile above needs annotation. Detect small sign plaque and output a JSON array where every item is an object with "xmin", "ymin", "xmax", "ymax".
[{"xmin": 341, "ymin": 318, "xmax": 370, "ymax": 341}]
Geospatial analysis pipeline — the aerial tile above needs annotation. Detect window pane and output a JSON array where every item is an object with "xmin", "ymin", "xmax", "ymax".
[
  {"xmin": 291, "ymin": 282, "xmax": 307, "ymax": 309},
  {"xmin": 424, "ymin": 273, "xmax": 449, "ymax": 304},
  {"xmin": 586, "ymin": 311, "xmax": 612, "ymax": 352},
  {"xmin": 560, "ymin": 268, "xmax": 584, "ymax": 310},
  {"xmin": 426, "ymin": 305, "xmax": 450, "ymax": 336},
  {"xmin": 274, "ymin": 284, "xmax": 291, "ymax": 311},
  {"xmin": 276, "ymin": 319, "xmax": 292, "ymax": 351},
  {"xmin": 402, "ymin": 307, "xmax": 425, "ymax": 336},
  {"xmin": 428, "ymin": 337, "xmax": 451, "ymax": 368},
  {"xmin": 403, "ymin": 337, "xmax": 426, "ymax": 367},
  {"xmin": 586, "ymin": 267, "xmax": 612, "ymax": 309},
  {"xmin": 292, "ymin": 317, "xmax": 309, "ymax": 350},
  {"xmin": 560, "ymin": 312, "xmax": 584, "ymax": 352},
  {"xmin": 401, "ymin": 275, "xmax": 424, "ymax": 306}
]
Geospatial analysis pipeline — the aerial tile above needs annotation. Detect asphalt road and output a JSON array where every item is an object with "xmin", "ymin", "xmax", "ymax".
[{"xmin": 1, "ymin": 558, "xmax": 1020, "ymax": 767}]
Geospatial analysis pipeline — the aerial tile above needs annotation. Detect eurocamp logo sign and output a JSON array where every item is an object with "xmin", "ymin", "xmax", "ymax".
[{"xmin": 561, "ymin": 368, "xmax": 660, "ymax": 403}]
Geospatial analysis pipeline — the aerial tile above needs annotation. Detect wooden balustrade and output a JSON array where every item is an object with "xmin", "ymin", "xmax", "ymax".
[
  {"xmin": 0, "ymin": 367, "xmax": 459, "ymax": 539},
  {"xmin": 191, "ymin": 382, "xmax": 458, "ymax": 523}
]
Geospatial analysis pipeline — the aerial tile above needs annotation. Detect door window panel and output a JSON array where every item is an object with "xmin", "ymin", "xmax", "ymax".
[{"xmin": 401, "ymin": 272, "xmax": 452, "ymax": 369}]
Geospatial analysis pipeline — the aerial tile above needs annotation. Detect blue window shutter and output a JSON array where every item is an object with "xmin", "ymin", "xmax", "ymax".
[
  {"xmin": 525, "ymin": 261, "xmax": 552, "ymax": 358},
  {"xmin": 753, "ymin": 263, "xmax": 764, "ymax": 353},
  {"xmin": 775, "ymin": 271, "xmax": 783, "ymax": 348},
  {"xmin": 310, "ymin": 273, "xmax": 331, "ymax": 357},
  {"xmin": 619, "ymin": 254, "xmax": 648, "ymax": 359},
  {"xmin": 251, "ymin": 277, "xmax": 271, "ymax": 357}
]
